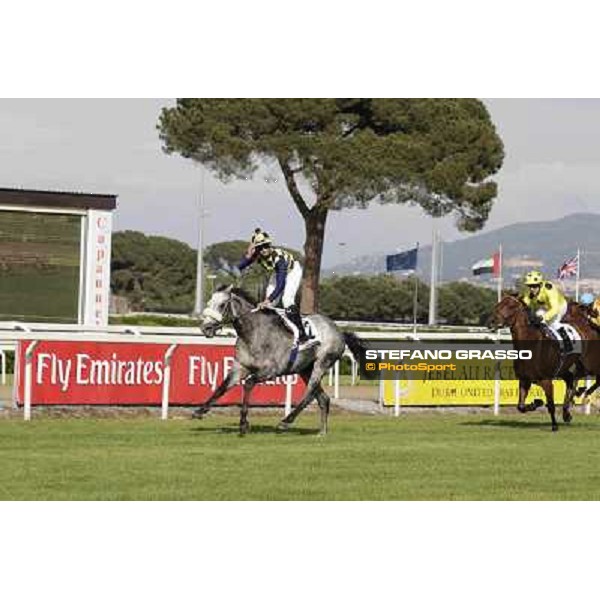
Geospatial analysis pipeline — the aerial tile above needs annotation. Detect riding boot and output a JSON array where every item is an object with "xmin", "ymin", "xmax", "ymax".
[{"xmin": 285, "ymin": 306, "xmax": 309, "ymax": 343}]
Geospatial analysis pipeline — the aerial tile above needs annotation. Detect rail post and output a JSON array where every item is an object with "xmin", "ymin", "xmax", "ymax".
[
  {"xmin": 334, "ymin": 360, "xmax": 340, "ymax": 400},
  {"xmin": 161, "ymin": 344, "xmax": 177, "ymax": 420},
  {"xmin": 24, "ymin": 340, "xmax": 39, "ymax": 421},
  {"xmin": 493, "ymin": 361, "xmax": 501, "ymax": 416},
  {"xmin": 394, "ymin": 377, "xmax": 401, "ymax": 417},
  {"xmin": 493, "ymin": 331, "xmax": 501, "ymax": 416},
  {"xmin": 0, "ymin": 349, "xmax": 5, "ymax": 386},
  {"xmin": 585, "ymin": 376, "xmax": 592, "ymax": 416},
  {"xmin": 347, "ymin": 354, "xmax": 357, "ymax": 386},
  {"xmin": 284, "ymin": 377, "xmax": 293, "ymax": 417}
]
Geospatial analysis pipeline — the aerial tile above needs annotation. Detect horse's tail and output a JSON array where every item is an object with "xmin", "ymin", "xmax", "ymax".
[{"xmin": 343, "ymin": 332, "xmax": 377, "ymax": 380}]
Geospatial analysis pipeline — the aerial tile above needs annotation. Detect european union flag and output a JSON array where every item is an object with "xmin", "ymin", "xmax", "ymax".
[{"xmin": 386, "ymin": 247, "xmax": 418, "ymax": 272}]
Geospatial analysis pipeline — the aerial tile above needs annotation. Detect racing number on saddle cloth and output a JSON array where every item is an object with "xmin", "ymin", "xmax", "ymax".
[
  {"xmin": 276, "ymin": 310, "xmax": 316, "ymax": 342},
  {"xmin": 303, "ymin": 318, "xmax": 314, "ymax": 340},
  {"xmin": 555, "ymin": 324, "xmax": 582, "ymax": 355}
]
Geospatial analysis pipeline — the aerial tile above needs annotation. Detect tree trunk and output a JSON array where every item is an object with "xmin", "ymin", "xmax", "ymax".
[{"xmin": 301, "ymin": 207, "xmax": 328, "ymax": 313}]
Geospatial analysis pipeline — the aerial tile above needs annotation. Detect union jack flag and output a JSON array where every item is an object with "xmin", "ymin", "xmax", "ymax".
[{"xmin": 557, "ymin": 255, "xmax": 579, "ymax": 279}]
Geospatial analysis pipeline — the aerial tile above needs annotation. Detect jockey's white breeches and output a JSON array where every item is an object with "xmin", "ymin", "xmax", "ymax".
[
  {"xmin": 266, "ymin": 262, "xmax": 303, "ymax": 309},
  {"xmin": 536, "ymin": 302, "xmax": 568, "ymax": 332}
]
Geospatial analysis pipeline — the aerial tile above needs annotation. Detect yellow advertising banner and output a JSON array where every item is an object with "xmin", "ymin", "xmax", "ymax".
[{"xmin": 381, "ymin": 359, "xmax": 569, "ymax": 406}]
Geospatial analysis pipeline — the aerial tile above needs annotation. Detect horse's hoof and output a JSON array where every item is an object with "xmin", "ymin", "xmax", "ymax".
[
  {"xmin": 563, "ymin": 412, "xmax": 573, "ymax": 424},
  {"xmin": 276, "ymin": 421, "xmax": 290, "ymax": 432},
  {"xmin": 239, "ymin": 423, "xmax": 250, "ymax": 436},
  {"xmin": 192, "ymin": 410, "xmax": 206, "ymax": 420},
  {"xmin": 552, "ymin": 425, "xmax": 559, "ymax": 432},
  {"xmin": 532, "ymin": 398, "xmax": 545, "ymax": 409}
]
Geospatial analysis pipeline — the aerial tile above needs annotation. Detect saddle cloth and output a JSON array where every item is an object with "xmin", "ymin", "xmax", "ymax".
[
  {"xmin": 274, "ymin": 309, "xmax": 320, "ymax": 346},
  {"xmin": 547, "ymin": 324, "xmax": 582, "ymax": 355}
]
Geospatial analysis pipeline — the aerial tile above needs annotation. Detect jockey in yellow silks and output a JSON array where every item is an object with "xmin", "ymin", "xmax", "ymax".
[{"xmin": 521, "ymin": 270, "xmax": 568, "ymax": 334}]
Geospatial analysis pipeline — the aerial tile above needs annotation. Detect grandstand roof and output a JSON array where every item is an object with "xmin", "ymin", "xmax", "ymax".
[{"xmin": 0, "ymin": 187, "xmax": 117, "ymax": 211}]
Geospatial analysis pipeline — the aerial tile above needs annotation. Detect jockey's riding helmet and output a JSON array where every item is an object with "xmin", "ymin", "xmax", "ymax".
[
  {"xmin": 524, "ymin": 270, "xmax": 544, "ymax": 286},
  {"xmin": 251, "ymin": 228, "xmax": 272, "ymax": 249},
  {"xmin": 581, "ymin": 292, "xmax": 595, "ymax": 306}
]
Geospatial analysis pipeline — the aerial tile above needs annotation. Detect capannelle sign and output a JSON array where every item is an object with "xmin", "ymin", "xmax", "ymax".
[{"xmin": 14, "ymin": 340, "xmax": 304, "ymax": 406}]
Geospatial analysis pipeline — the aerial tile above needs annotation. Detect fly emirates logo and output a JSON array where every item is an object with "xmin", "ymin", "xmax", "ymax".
[
  {"xmin": 36, "ymin": 351, "xmax": 296, "ymax": 392},
  {"xmin": 35, "ymin": 352, "xmax": 230, "ymax": 392},
  {"xmin": 36, "ymin": 353, "xmax": 167, "ymax": 392}
]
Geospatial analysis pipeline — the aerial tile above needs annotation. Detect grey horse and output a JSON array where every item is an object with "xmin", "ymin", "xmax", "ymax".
[{"xmin": 194, "ymin": 285, "xmax": 368, "ymax": 435}]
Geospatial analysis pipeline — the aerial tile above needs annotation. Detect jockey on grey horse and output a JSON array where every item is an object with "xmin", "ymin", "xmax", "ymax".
[
  {"xmin": 196, "ymin": 286, "xmax": 369, "ymax": 435},
  {"xmin": 236, "ymin": 228, "xmax": 315, "ymax": 349}
]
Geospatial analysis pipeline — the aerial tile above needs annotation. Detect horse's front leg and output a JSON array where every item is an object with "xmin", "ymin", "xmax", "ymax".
[
  {"xmin": 192, "ymin": 363, "xmax": 246, "ymax": 419},
  {"xmin": 539, "ymin": 379, "xmax": 559, "ymax": 432},
  {"xmin": 239, "ymin": 375, "xmax": 257, "ymax": 436}
]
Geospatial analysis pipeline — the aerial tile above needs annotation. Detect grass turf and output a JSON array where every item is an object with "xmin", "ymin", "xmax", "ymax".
[{"xmin": 2, "ymin": 411, "xmax": 600, "ymax": 500}]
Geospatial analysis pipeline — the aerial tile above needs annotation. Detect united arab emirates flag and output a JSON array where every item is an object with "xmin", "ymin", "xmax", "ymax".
[{"xmin": 472, "ymin": 252, "xmax": 501, "ymax": 276}]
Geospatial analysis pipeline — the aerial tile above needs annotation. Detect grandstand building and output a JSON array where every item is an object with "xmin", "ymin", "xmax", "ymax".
[{"xmin": 0, "ymin": 187, "xmax": 116, "ymax": 325}]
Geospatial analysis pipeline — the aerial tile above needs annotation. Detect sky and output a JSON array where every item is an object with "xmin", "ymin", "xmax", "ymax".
[{"xmin": 0, "ymin": 98, "xmax": 599, "ymax": 266}]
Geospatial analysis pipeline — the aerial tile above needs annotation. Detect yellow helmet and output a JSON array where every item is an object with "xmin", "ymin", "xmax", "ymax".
[
  {"xmin": 251, "ymin": 228, "xmax": 272, "ymax": 249},
  {"xmin": 524, "ymin": 270, "xmax": 544, "ymax": 286}
]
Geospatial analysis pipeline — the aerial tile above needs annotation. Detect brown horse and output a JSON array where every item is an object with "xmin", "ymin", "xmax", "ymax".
[
  {"xmin": 488, "ymin": 295, "xmax": 583, "ymax": 431},
  {"xmin": 563, "ymin": 302, "xmax": 600, "ymax": 411}
]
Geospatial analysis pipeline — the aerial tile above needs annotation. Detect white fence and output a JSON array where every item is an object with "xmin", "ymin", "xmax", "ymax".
[
  {"xmin": 0, "ymin": 321, "xmax": 510, "ymax": 386},
  {"xmin": 0, "ymin": 320, "xmax": 514, "ymax": 419}
]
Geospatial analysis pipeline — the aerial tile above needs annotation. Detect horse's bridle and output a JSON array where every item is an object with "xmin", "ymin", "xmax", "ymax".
[
  {"xmin": 202, "ymin": 306, "xmax": 224, "ymax": 324},
  {"xmin": 201, "ymin": 293, "xmax": 254, "ymax": 330},
  {"xmin": 495, "ymin": 296, "xmax": 525, "ymax": 327}
]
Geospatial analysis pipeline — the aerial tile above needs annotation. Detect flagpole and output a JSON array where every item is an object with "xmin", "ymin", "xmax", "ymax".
[
  {"xmin": 428, "ymin": 229, "xmax": 438, "ymax": 326},
  {"xmin": 413, "ymin": 243, "xmax": 419, "ymax": 335},
  {"xmin": 194, "ymin": 167, "xmax": 206, "ymax": 316},
  {"xmin": 438, "ymin": 235, "xmax": 443, "ymax": 299},
  {"xmin": 576, "ymin": 248, "xmax": 581, "ymax": 302},
  {"xmin": 497, "ymin": 244, "xmax": 503, "ymax": 302}
]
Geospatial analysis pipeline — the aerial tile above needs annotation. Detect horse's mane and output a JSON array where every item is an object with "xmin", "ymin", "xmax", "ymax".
[
  {"xmin": 228, "ymin": 286, "xmax": 290, "ymax": 333},
  {"xmin": 567, "ymin": 300, "xmax": 591, "ymax": 321},
  {"xmin": 230, "ymin": 287, "xmax": 257, "ymax": 307},
  {"xmin": 501, "ymin": 293, "xmax": 525, "ymax": 307}
]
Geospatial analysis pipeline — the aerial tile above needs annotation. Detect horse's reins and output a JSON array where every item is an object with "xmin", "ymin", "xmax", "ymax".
[
  {"xmin": 202, "ymin": 295, "xmax": 257, "ymax": 328},
  {"xmin": 202, "ymin": 296, "xmax": 300, "ymax": 367}
]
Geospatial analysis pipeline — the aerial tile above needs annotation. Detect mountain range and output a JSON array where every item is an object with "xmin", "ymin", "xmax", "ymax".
[{"xmin": 325, "ymin": 213, "xmax": 600, "ymax": 290}]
